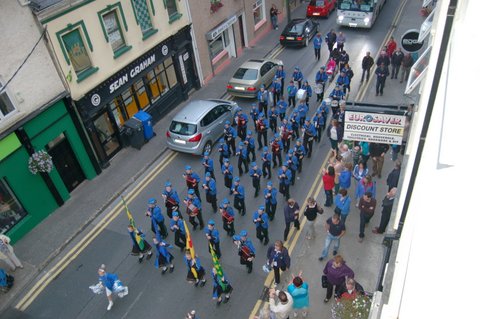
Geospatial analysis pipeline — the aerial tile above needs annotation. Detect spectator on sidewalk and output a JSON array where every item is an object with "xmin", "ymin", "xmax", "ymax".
[
  {"xmin": 270, "ymin": 4, "xmax": 279, "ymax": 30},
  {"xmin": 267, "ymin": 240, "xmax": 291, "ymax": 286},
  {"xmin": 387, "ymin": 161, "xmax": 401, "ymax": 191},
  {"xmin": 327, "ymin": 119, "xmax": 343, "ymax": 157},
  {"xmin": 287, "ymin": 272, "xmax": 310, "ymax": 318},
  {"xmin": 361, "ymin": 51, "xmax": 375, "ymax": 82},
  {"xmin": 269, "ymin": 288, "xmax": 293, "ymax": 319},
  {"xmin": 283, "ymin": 198, "xmax": 300, "ymax": 241},
  {"xmin": 375, "ymin": 63, "xmax": 389, "ymax": 96},
  {"xmin": 391, "ymin": 48, "xmax": 404, "ymax": 79},
  {"xmin": 400, "ymin": 53, "xmax": 414, "ymax": 83},
  {"xmin": 322, "ymin": 166, "xmax": 336, "ymax": 207},
  {"xmin": 355, "ymin": 175, "xmax": 376, "ymax": 206},
  {"xmin": 334, "ymin": 189, "xmax": 352, "ymax": 223},
  {"xmin": 304, "ymin": 197, "xmax": 323, "ymax": 240},
  {"xmin": 0, "ymin": 235, "xmax": 23, "ymax": 272},
  {"xmin": 336, "ymin": 277, "xmax": 365, "ymax": 301},
  {"xmin": 353, "ymin": 161, "xmax": 369, "ymax": 183},
  {"xmin": 376, "ymin": 51, "xmax": 390, "ymax": 72},
  {"xmin": 322, "ymin": 255, "xmax": 354, "ymax": 303},
  {"xmin": 358, "ymin": 192, "xmax": 377, "ymax": 242},
  {"xmin": 373, "ymin": 188, "xmax": 397, "ymax": 234},
  {"xmin": 369, "ymin": 142, "xmax": 390, "ymax": 178},
  {"xmin": 386, "ymin": 36, "xmax": 397, "ymax": 57},
  {"xmin": 319, "ymin": 213, "xmax": 346, "ymax": 261},
  {"xmin": 339, "ymin": 162, "xmax": 353, "ymax": 191}
]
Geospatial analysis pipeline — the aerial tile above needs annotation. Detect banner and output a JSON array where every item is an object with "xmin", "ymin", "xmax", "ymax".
[{"xmin": 344, "ymin": 111, "xmax": 406, "ymax": 145}]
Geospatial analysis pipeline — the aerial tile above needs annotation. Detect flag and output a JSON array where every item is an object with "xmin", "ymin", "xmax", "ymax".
[
  {"xmin": 121, "ymin": 196, "xmax": 145, "ymax": 251},
  {"xmin": 183, "ymin": 220, "xmax": 198, "ymax": 279},
  {"xmin": 209, "ymin": 243, "xmax": 227, "ymax": 290}
]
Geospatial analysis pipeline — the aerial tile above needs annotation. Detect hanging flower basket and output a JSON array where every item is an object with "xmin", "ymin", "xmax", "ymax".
[
  {"xmin": 332, "ymin": 294, "xmax": 372, "ymax": 319},
  {"xmin": 210, "ymin": 0, "xmax": 223, "ymax": 13},
  {"xmin": 28, "ymin": 150, "xmax": 53, "ymax": 175}
]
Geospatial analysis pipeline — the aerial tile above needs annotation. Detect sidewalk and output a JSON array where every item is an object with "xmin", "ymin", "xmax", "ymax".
[{"xmin": 0, "ymin": 2, "xmax": 306, "ymax": 315}]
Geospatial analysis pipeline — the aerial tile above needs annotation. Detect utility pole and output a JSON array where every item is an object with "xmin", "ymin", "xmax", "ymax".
[{"xmin": 286, "ymin": 0, "xmax": 292, "ymax": 23}]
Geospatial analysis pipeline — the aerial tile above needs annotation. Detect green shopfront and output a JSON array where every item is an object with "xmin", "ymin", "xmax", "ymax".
[{"xmin": 0, "ymin": 99, "xmax": 97, "ymax": 242}]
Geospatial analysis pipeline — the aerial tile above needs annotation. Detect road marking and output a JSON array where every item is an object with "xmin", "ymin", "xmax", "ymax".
[
  {"xmin": 15, "ymin": 151, "xmax": 178, "ymax": 311},
  {"xmin": 270, "ymin": 45, "xmax": 285, "ymax": 60},
  {"xmin": 248, "ymin": 151, "xmax": 331, "ymax": 319}
]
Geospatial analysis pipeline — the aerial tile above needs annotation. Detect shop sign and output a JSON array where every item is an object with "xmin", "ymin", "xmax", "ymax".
[
  {"xmin": 401, "ymin": 29, "xmax": 424, "ymax": 52},
  {"xmin": 344, "ymin": 111, "xmax": 406, "ymax": 145},
  {"xmin": 206, "ymin": 15, "xmax": 237, "ymax": 40},
  {"xmin": 109, "ymin": 55, "xmax": 156, "ymax": 94}
]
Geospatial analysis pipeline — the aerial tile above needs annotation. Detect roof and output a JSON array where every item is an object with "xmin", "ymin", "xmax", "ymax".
[{"xmin": 29, "ymin": 0, "xmax": 65, "ymax": 12}]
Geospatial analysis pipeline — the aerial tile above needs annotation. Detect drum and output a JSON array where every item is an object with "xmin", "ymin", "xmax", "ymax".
[
  {"xmin": 324, "ymin": 97, "xmax": 332, "ymax": 108},
  {"xmin": 296, "ymin": 88, "xmax": 307, "ymax": 101}
]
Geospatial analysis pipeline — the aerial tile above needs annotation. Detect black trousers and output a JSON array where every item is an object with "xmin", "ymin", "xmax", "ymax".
[
  {"xmin": 272, "ymin": 152, "xmax": 282, "ymax": 168},
  {"xmin": 295, "ymin": 155, "xmax": 304, "ymax": 173},
  {"xmin": 361, "ymin": 68, "xmax": 371, "ymax": 82},
  {"xmin": 174, "ymin": 231, "xmax": 186, "ymax": 249},
  {"xmin": 262, "ymin": 161, "xmax": 271, "ymax": 179},
  {"xmin": 288, "ymin": 96, "xmax": 296, "ymax": 107},
  {"xmin": 257, "ymin": 131, "xmax": 268, "ymax": 149},
  {"xmin": 224, "ymin": 176, "xmax": 232, "ymax": 190},
  {"xmin": 248, "ymin": 147, "xmax": 256, "ymax": 162},
  {"xmin": 226, "ymin": 138, "xmax": 236, "ymax": 155},
  {"xmin": 233, "ymin": 197, "xmax": 245, "ymax": 216},
  {"xmin": 189, "ymin": 211, "xmax": 204, "ymax": 230},
  {"xmin": 208, "ymin": 241, "xmax": 221, "ymax": 259},
  {"xmin": 256, "ymin": 227, "xmax": 269, "ymax": 244},
  {"xmin": 266, "ymin": 202, "xmax": 277, "ymax": 220},
  {"xmin": 151, "ymin": 220, "xmax": 168, "ymax": 238},
  {"xmin": 273, "ymin": 265, "xmax": 287, "ymax": 284},
  {"xmin": 269, "ymin": 118, "xmax": 277, "ymax": 133},
  {"xmin": 284, "ymin": 219, "xmax": 300, "ymax": 241},
  {"xmin": 259, "ymin": 102, "xmax": 268, "ymax": 115},
  {"xmin": 282, "ymin": 138, "xmax": 290, "ymax": 152},
  {"xmin": 326, "ymin": 281, "xmax": 341, "ymax": 299},
  {"xmin": 279, "ymin": 183, "xmax": 290, "ymax": 199},
  {"xmin": 304, "ymin": 136, "xmax": 314, "ymax": 158},
  {"xmin": 252, "ymin": 177, "xmax": 260, "ymax": 197},
  {"xmin": 223, "ymin": 219, "xmax": 235, "ymax": 236},
  {"xmin": 238, "ymin": 126, "xmax": 247, "ymax": 141},
  {"xmin": 240, "ymin": 257, "xmax": 253, "ymax": 272},
  {"xmin": 314, "ymin": 48, "xmax": 321, "ymax": 61},
  {"xmin": 238, "ymin": 156, "xmax": 248, "ymax": 175},
  {"xmin": 206, "ymin": 193, "xmax": 218, "ymax": 213}
]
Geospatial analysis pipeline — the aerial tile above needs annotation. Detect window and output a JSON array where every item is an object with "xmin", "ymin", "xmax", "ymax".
[
  {"xmin": 131, "ymin": 0, "xmax": 154, "ymax": 35},
  {"xmin": 62, "ymin": 29, "xmax": 93, "ymax": 74},
  {"xmin": 233, "ymin": 68, "xmax": 258, "ymax": 81},
  {"xmin": 165, "ymin": 0, "xmax": 178, "ymax": 18},
  {"xmin": 0, "ymin": 179, "xmax": 27, "ymax": 234},
  {"xmin": 209, "ymin": 30, "xmax": 230, "ymax": 60},
  {"xmin": 0, "ymin": 83, "xmax": 16, "ymax": 119},
  {"xmin": 169, "ymin": 121, "xmax": 197, "ymax": 135},
  {"xmin": 201, "ymin": 109, "xmax": 216, "ymax": 127},
  {"xmin": 102, "ymin": 11, "xmax": 126, "ymax": 52},
  {"xmin": 253, "ymin": 0, "xmax": 265, "ymax": 26}
]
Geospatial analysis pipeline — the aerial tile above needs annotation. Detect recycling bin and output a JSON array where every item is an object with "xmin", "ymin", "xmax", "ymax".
[
  {"xmin": 123, "ymin": 117, "xmax": 145, "ymax": 150},
  {"xmin": 134, "ymin": 111, "xmax": 155, "ymax": 141}
]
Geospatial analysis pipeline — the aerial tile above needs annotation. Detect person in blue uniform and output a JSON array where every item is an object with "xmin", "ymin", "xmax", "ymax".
[
  {"xmin": 280, "ymin": 118, "xmax": 293, "ymax": 151},
  {"xmin": 256, "ymin": 112, "xmax": 269, "ymax": 149},
  {"xmin": 204, "ymin": 219, "xmax": 221, "ymax": 258},
  {"xmin": 277, "ymin": 96, "xmax": 288, "ymax": 121},
  {"xmin": 297, "ymin": 101, "xmax": 309, "ymax": 126},
  {"xmin": 221, "ymin": 158, "xmax": 234, "ymax": 192},
  {"xmin": 268, "ymin": 106, "xmax": 279, "ymax": 133},
  {"xmin": 220, "ymin": 198, "xmax": 235, "ymax": 236},
  {"xmin": 257, "ymin": 85, "xmax": 269, "ymax": 114},
  {"xmin": 183, "ymin": 165, "xmax": 202, "ymax": 201},
  {"xmin": 313, "ymin": 109, "xmax": 326, "ymax": 143},
  {"xmin": 146, "ymin": 198, "xmax": 168, "ymax": 238},
  {"xmin": 235, "ymin": 108, "xmax": 248, "ymax": 141},
  {"xmin": 223, "ymin": 120, "xmax": 237, "ymax": 155},
  {"xmin": 329, "ymin": 84, "xmax": 345, "ymax": 102},
  {"xmin": 97, "ymin": 264, "xmax": 128, "ymax": 311},
  {"xmin": 231, "ymin": 177, "xmax": 246, "ymax": 216},
  {"xmin": 202, "ymin": 151, "xmax": 215, "ymax": 180},
  {"xmin": 286, "ymin": 150, "xmax": 299, "ymax": 186},
  {"xmin": 184, "ymin": 189, "xmax": 204, "ymax": 230},
  {"xmin": 293, "ymin": 139, "xmax": 306, "ymax": 174},
  {"xmin": 233, "ymin": 230, "xmax": 256, "ymax": 273},
  {"xmin": 301, "ymin": 81, "xmax": 313, "ymax": 106},
  {"xmin": 202, "ymin": 172, "xmax": 218, "ymax": 213},
  {"xmin": 162, "ymin": 181, "xmax": 181, "ymax": 219},
  {"xmin": 266, "ymin": 240, "xmax": 290, "ymax": 286},
  {"xmin": 264, "ymin": 181, "xmax": 278, "ymax": 221},
  {"xmin": 315, "ymin": 66, "xmax": 328, "ymax": 102},
  {"xmin": 253, "ymin": 205, "xmax": 269, "ymax": 245},
  {"xmin": 236, "ymin": 142, "xmax": 249, "ymax": 176},
  {"xmin": 211, "ymin": 267, "xmax": 233, "ymax": 304},
  {"xmin": 184, "ymin": 251, "xmax": 206, "ymax": 287},
  {"xmin": 270, "ymin": 133, "xmax": 283, "ymax": 168},
  {"xmin": 336, "ymin": 70, "xmax": 350, "ymax": 94},
  {"xmin": 249, "ymin": 162, "xmax": 262, "ymax": 197},
  {"xmin": 127, "ymin": 224, "xmax": 153, "ymax": 263},
  {"xmin": 302, "ymin": 118, "xmax": 316, "ymax": 158},
  {"xmin": 170, "ymin": 211, "xmax": 186, "ymax": 250},
  {"xmin": 275, "ymin": 65, "xmax": 286, "ymax": 94},
  {"xmin": 271, "ymin": 77, "xmax": 281, "ymax": 106},
  {"xmin": 278, "ymin": 162, "xmax": 292, "ymax": 200},
  {"xmin": 261, "ymin": 146, "xmax": 272, "ymax": 179},
  {"xmin": 290, "ymin": 109, "xmax": 300, "ymax": 139},
  {"xmin": 250, "ymin": 104, "xmax": 260, "ymax": 132},
  {"xmin": 244, "ymin": 130, "xmax": 256, "ymax": 162},
  {"xmin": 313, "ymin": 32, "xmax": 323, "ymax": 61},
  {"xmin": 338, "ymin": 50, "xmax": 350, "ymax": 74},
  {"xmin": 292, "ymin": 66, "xmax": 304, "ymax": 90},
  {"xmin": 287, "ymin": 80, "xmax": 298, "ymax": 108},
  {"xmin": 218, "ymin": 138, "xmax": 230, "ymax": 167},
  {"xmin": 153, "ymin": 236, "xmax": 174, "ymax": 274}
]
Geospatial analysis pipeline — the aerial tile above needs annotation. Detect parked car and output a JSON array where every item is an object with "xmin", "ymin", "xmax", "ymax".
[
  {"xmin": 166, "ymin": 99, "xmax": 240, "ymax": 155},
  {"xmin": 306, "ymin": 0, "xmax": 337, "ymax": 18},
  {"xmin": 227, "ymin": 59, "xmax": 283, "ymax": 98},
  {"xmin": 279, "ymin": 18, "xmax": 318, "ymax": 47}
]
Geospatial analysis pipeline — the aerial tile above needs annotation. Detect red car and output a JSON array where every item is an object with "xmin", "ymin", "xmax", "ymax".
[{"xmin": 306, "ymin": 0, "xmax": 337, "ymax": 18}]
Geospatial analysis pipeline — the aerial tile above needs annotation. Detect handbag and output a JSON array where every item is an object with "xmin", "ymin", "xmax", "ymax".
[
  {"xmin": 321, "ymin": 275, "xmax": 328, "ymax": 288},
  {"xmin": 334, "ymin": 206, "xmax": 342, "ymax": 215}
]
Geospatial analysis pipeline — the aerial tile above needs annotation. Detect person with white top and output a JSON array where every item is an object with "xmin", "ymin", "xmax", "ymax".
[{"xmin": 269, "ymin": 288, "xmax": 293, "ymax": 319}]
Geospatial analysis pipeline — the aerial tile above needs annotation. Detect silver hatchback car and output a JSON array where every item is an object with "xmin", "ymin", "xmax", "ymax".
[{"xmin": 166, "ymin": 99, "xmax": 240, "ymax": 155}]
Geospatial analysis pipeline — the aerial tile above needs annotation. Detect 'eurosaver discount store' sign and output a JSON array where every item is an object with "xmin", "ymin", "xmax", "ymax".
[{"xmin": 344, "ymin": 111, "xmax": 406, "ymax": 145}]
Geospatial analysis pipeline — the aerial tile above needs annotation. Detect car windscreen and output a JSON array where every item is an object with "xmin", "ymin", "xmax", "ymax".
[
  {"xmin": 169, "ymin": 120, "xmax": 197, "ymax": 136},
  {"xmin": 309, "ymin": 0, "xmax": 325, "ymax": 6},
  {"xmin": 232, "ymin": 68, "xmax": 258, "ymax": 81},
  {"xmin": 288, "ymin": 22, "xmax": 306, "ymax": 34},
  {"xmin": 338, "ymin": 0, "xmax": 374, "ymax": 12}
]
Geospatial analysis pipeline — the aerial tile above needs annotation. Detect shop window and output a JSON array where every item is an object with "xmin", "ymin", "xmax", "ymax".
[
  {"xmin": 165, "ymin": 0, "xmax": 179, "ymax": 19},
  {"xmin": 131, "ymin": 0, "xmax": 156, "ymax": 38},
  {"xmin": 0, "ymin": 83, "xmax": 16, "ymax": 119},
  {"xmin": 165, "ymin": 59, "xmax": 178, "ymax": 88},
  {"xmin": 0, "ymin": 178, "xmax": 27, "ymax": 234},
  {"xmin": 108, "ymin": 100, "xmax": 127, "ymax": 127},
  {"xmin": 209, "ymin": 30, "xmax": 230, "ymax": 60},
  {"xmin": 61, "ymin": 28, "xmax": 93, "ymax": 75},
  {"xmin": 134, "ymin": 79, "xmax": 150, "ymax": 109},
  {"xmin": 121, "ymin": 87, "xmax": 140, "ymax": 118},
  {"xmin": 253, "ymin": 0, "xmax": 265, "ymax": 26},
  {"xmin": 102, "ymin": 11, "xmax": 126, "ymax": 52}
]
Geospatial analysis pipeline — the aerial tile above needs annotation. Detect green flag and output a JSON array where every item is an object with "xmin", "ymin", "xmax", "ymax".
[
  {"xmin": 209, "ymin": 243, "xmax": 226, "ymax": 290},
  {"xmin": 121, "ymin": 196, "xmax": 145, "ymax": 251}
]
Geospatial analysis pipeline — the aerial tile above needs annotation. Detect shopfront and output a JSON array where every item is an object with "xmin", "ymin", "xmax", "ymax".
[
  {"xmin": 76, "ymin": 26, "xmax": 199, "ymax": 165},
  {"xmin": 207, "ymin": 15, "xmax": 238, "ymax": 74}
]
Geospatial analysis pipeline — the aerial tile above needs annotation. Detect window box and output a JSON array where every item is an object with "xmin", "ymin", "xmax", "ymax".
[
  {"xmin": 113, "ymin": 45, "xmax": 132, "ymax": 59},
  {"xmin": 76, "ymin": 66, "xmax": 99, "ymax": 83},
  {"xmin": 168, "ymin": 12, "xmax": 183, "ymax": 24},
  {"xmin": 142, "ymin": 28, "xmax": 158, "ymax": 40}
]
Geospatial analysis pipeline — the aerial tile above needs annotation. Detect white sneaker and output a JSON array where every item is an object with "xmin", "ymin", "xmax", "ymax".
[
  {"xmin": 122, "ymin": 287, "xmax": 128, "ymax": 297},
  {"xmin": 118, "ymin": 292, "xmax": 124, "ymax": 298},
  {"xmin": 107, "ymin": 301, "xmax": 113, "ymax": 311}
]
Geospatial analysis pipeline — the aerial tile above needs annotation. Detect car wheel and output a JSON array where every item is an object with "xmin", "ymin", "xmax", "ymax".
[{"xmin": 202, "ymin": 141, "xmax": 212, "ymax": 155}]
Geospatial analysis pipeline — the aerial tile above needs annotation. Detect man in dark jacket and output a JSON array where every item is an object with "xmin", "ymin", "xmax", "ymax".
[
  {"xmin": 386, "ymin": 161, "xmax": 401, "ymax": 191},
  {"xmin": 325, "ymin": 29, "xmax": 337, "ymax": 52},
  {"xmin": 373, "ymin": 188, "xmax": 397, "ymax": 234},
  {"xmin": 375, "ymin": 63, "xmax": 389, "ymax": 96},
  {"xmin": 369, "ymin": 142, "xmax": 389, "ymax": 178},
  {"xmin": 390, "ymin": 48, "xmax": 404, "ymax": 79},
  {"xmin": 358, "ymin": 192, "xmax": 377, "ymax": 242},
  {"xmin": 283, "ymin": 198, "xmax": 300, "ymax": 241},
  {"xmin": 400, "ymin": 53, "xmax": 414, "ymax": 83},
  {"xmin": 361, "ymin": 52, "xmax": 375, "ymax": 82}
]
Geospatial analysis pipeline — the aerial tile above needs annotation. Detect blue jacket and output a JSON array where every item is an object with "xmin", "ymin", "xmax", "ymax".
[
  {"xmin": 154, "ymin": 240, "xmax": 173, "ymax": 267},
  {"xmin": 262, "ymin": 150, "xmax": 272, "ymax": 163},
  {"xmin": 317, "ymin": 102, "xmax": 329, "ymax": 117},
  {"xmin": 257, "ymin": 90, "xmax": 269, "ymax": 104},
  {"xmin": 170, "ymin": 219, "xmax": 186, "ymax": 234},
  {"xmin": 303, "ymin": 123, "xmax": 316, "ymax": 137},
  {"xmin": 287, "ymin": 84, "xmax": 297, "ymax": 97},
  {"xmin": 272, "ymin": 81, "xmax": 282, "ymax": 93},
  {"xmin": 185, "ymin": 196, "xmax": 202, "ymax": 211},
  {"xmin": 264, "ymin": 187, "xmax": 278, "ymax": 205},
  {"xmin": 211, "ymin": 270, "xmax": 231, "ymax": 298},
  {"xmin": 204, "ymin": 227, "xmax": 220, "ymax": 244},
  {"xmin": 313, "ymin": 36, "xmax": 322, "ymax": 49},
  {"xmin": 253, "ymin": 211, "xmax": 269, "ymax": 229},
  {"xmin": 222, "ymin": 206, "xmax": 235, "ymax": 219},
  {"xmin": 301, "ymin": 84, "xmax": 312, "ymax": 97},
  {"xmin": 270, "ymin": 138, "xmax": 284, "ymax": 153},
  {"xmin": 241, "ymin": 239, "xmax": 256, "ymax": 255},
  {"xmin": 268, "ymin": 109, "xmax": 279, "ymax": 122},
  {"xmin": 353, "ymin": 165, "xmax": 369, "ymax": 181},
  {"xmin": 99, "ymin": 272, "xmax": 119, "ymax": 291},
  {"xmin": 237, "ymin": 146, "xmax": 248, "ymax": 159},
  {"xmin": 278, "ymin": 167, "xmax": 292, "ymax": 185},
  {"xmin": 329, "ymin": 89, "xmax": 345, "ymax": 101},
  {"xmin": 218, "ymin": 142, "xmax": 230, "ymax": 157},
  {"xmin": 298, "ymin": 104, "xmax": 309, "ymax": 118},
  {"xmin": 202, "ymin": 157, "xmax": 215, "ymax": 174},
  {"xmin": 315, "ymin": 71, "xmax": 328, "ymax": 84},
  {"xmin": 290, "ymin": 113, "xmax": 300, "ymax": 128},
  {"xmin": 232, "ymin": 184, "xmax": 245, "ymax": 199},
  {"xmin": 222, "ymin": 163, "xmax": 234, "ymax": 179},
  {"xmin": 184, "ymin": 256, "xmax": 203, "ymax": 271},
  {"xmin": 277, "ymin": 100, "xmax": 287, "ymax": 114},
  {"xmin": 292, "ymin": 70, "xmax": 304, "ymax": 82},
  {"xmin": 245, "ymin": 136, "xmax": 255, "ymax": 150},
  {"xmin": 334, "ymin": 194, "xmax": 351, "ymax": 216},
  {"xmin": 275, "ymin": 69, "xmax": 286, "ymax": 80},
  {"xmin": 162, "ymin": 189, "xmax": 180, "ymax": 205},
  {"xmin": 267, "ymin": 246, "xmax": 290, "ymax": 269},
  {"xmin": 286, "ymin": 154, "xmax": 299, "ymax": 171},
  {"xmin": 148, "ymin": 205, "xmax": 164, "ymax": 223},
  {"xmin": 250, "ymin": 107, "xmax": 259, "ymax": 122},
  {"xmin": 204, "ymin": 178, "xmax": 217, "ymax": 196},
  {"xmin": 236, "ymin": 113, "xmax": 249, "ymax": 126},
  {"xmin": 224, "ymin": 126, "xmax": 237, "ymax": 139},
  {"xmin": 336, "ymin": 75, "xmax": 350, "ymax": 87},
  {"xmin": 313, "ymin": 113, "xmax": 326, "ymax": 128},
  {"xmin": 355, "ymin": 180, "xmax": 376, "ymax": 199},
  {"xmin": 339, "ymin": 170, "xmax": 352, "ymax": 189},
  {"xmin": 249, "ymin": 167, "xmax": 262, "ymax": 179},
  {"xmin": 293, "ymin": 143, "xmax": 305, "ymax": 157}
]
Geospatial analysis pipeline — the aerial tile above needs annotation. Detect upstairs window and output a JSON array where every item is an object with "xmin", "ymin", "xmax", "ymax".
[
  {"xmin": 0, "ymin": 82, "xmax": 16, "ymax": 119},
  {"xmin": 62, "ymin": 29, "xmax": 93, "ymax": 74},
  {"xmin": 102, "ymin": 11, "xmax": 126, "ymax": 52}
]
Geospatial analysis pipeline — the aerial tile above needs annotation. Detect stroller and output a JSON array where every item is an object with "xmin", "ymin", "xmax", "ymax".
[
  {"xmin": 0, "ymin": 269, "xmax": 14, "ymax": 293},
  {"xmin": 326, "ymin": 58, "xmax": 337, "ymax": 83}
]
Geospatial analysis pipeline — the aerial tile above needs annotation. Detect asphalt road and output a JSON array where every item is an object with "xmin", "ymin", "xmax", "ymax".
[{"xmin": 23, "ymin": 2, "xmax": 402, "ymax": 318}]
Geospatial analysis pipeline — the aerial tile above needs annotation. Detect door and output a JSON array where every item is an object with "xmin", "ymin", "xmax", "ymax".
[
  {"xmin": 238, "ymin": 15, "xmax": 246, "ymax": 48},
  {"xmin": 47, "ymin": 133, "xmax": 86, "ymax": 193},
  {"xmin": 93, "ymin": 110, "xmax": 121, "ymax": 159},
  {"xmin": 178, "ymin": 49, "xmax": 197, "ymax": 93}
]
